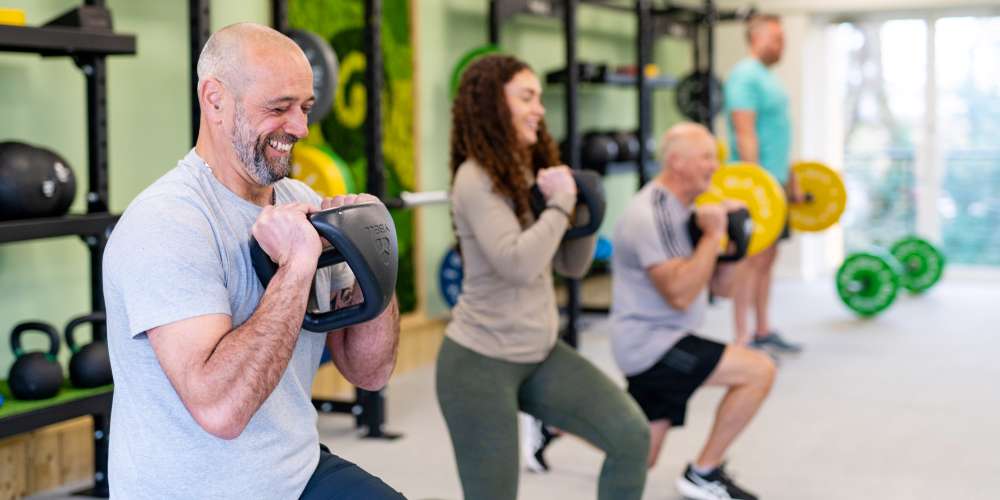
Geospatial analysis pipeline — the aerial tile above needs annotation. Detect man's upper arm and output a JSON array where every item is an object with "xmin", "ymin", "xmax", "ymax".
[
  {"xmin": 725, "ymin": 69, "xmax": 758, "ymax": 113},
  {"xmin": 108, "ymin": 196, "xmax": 231, "ymax": 337},
  {"xmin": 731, "ymin": 110, "xmax": 757, "ymax": 135},
  {"xmin": 147, "ymin": 314, "xmax": 231, "ymax": 402},
  {"xmin": 628, "ymin": 197, "xmax": 693, "ymax": 304},
  {"xmin": 645, "ymin": 257, "xmax": 684, "ymax": 301}
]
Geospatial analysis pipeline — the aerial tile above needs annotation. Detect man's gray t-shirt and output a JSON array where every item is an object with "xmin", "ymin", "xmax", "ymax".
[
  {"xmin": 611, "ymin": 182, "xmax": 707, "ymax": 377},
  {"xmin": 103, "ymin": 150, "xmax": 353, "ymax": 499}
]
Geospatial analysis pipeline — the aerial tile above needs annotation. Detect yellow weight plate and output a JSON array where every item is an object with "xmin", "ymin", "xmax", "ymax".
[
  {"xmin": 290, "ymin": 143, "xmax": 349, "ymax": 197},
  {"xmin": 696, "ymin": 162, "xmax": 788, "ymax": 256},
  {"xmin": 716, "ymin": 139, "xmax": 728, "ymax": 163},
  {"xmin": 789, "ymin": 161, "xmax": 846, "ymax": 232},
  {"xmin": 0, "ymin": 8, "xmax": 26, "ymax": 26}
]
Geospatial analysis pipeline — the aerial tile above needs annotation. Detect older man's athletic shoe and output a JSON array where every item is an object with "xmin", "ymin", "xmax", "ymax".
[
  {"xmin": 751, "ymin": 331, "xmax": 802, "ymax": 354},
  {"xmin": 676, "ymin": 463, "xmax": 759, "ymax": 500}
]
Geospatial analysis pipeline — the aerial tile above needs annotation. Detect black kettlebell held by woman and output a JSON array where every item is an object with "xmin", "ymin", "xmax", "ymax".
[
  {"xmin": 8, "ymin": 321, "xmax": 64, "ymax": 400},
  {"xmin": 65, "ymin": 312, "xmax": 112, "ymax": 388}
]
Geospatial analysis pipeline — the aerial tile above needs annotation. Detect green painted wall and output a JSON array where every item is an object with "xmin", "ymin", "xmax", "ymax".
[
  {"xmin": 0, "ymin": 0, "xmax": 269, "ymax": 375},
  {"xmin": 0, "ymin": 0, "xmax": 696, "ymax": 374},
  {"xmin": 416, "ymin": 1, "xmax": 693, "ymax": 317}
]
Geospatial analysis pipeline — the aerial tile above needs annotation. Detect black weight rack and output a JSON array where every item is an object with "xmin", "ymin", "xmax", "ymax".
[
  {"xmin": 488, "ymin": 0, "xmax": 748, "ymax": 338},
  {"xmin": 0, "ymin": 1, "xmax": 136, "ymax": 496},
  {"xmin": 188, "ymin": 0, "xmax": 397, "ymax": 439}
]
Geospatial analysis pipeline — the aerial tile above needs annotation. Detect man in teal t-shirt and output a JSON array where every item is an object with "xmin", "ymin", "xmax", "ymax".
[{"xmin": 724, "ymin": 14, "xmax": 803, "ymax": 354}]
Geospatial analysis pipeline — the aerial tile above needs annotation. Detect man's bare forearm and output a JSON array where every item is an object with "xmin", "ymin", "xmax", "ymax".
[
  {"xmin": 328, "ymin": 291, "xmax": 400, "ymax": 390},
  {"xmin": 675, "ymin": 236, "xmax": 723, "ymax": 305},
  {"xmin": 710, "ymin": 260, "xmax": 746, "ymax": 298},
  {"xmin": 732, "ymin": 111, "xmax": 760, "ymax": 164},
  {"xmin": 736, "ymin": 133, "xmax": 759, "ymax": 164},
  {"xmin": 192, "ymin": 264, "xmax": 314, "ymax": 437}
]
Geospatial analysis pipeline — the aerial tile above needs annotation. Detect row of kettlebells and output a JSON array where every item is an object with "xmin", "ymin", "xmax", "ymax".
[{"xmin": 8, "ymin": 312, "xmax": 111, "ymax": 401}]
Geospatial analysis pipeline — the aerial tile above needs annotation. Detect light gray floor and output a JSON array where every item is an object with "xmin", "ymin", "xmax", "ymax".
[
  {"xmin": 32, "ymin": 278, "xmax": 1000, "ymax": 499},
  {"xmin": 322, "ymin": 278, "xmax": 1000, "ymax": 500}
]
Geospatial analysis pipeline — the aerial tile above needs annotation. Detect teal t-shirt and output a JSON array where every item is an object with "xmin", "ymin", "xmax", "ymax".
[{"xmin": 724, "ymin": 57, "xmax": 791, "ymax": 183}]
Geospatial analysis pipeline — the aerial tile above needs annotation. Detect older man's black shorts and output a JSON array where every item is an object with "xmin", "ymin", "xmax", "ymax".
[{"xmin": 626, "ymin": 334, "xmax": 726, "ymax": 426}]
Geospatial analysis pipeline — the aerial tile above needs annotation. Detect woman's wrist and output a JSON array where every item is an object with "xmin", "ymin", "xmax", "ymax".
[{"xmin": 546, "ymin": 204, "xmax": 573, "ymax": 222}]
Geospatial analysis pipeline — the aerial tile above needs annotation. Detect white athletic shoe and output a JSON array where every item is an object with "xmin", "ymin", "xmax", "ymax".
[
  {"xmin": 676, "ymin": 463, "xmax": 759, "ymax": 500},
  {"xmin": 520, "ymin": 414, "xmax": 551, "ymax": 473}
]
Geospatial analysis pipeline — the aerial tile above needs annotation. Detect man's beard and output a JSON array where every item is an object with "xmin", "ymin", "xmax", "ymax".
[{"xmin": 231, "ymin": 102, "xmax": 297, "ymax": 185}]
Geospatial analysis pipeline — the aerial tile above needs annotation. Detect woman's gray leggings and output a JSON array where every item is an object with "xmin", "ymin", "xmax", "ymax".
[{"xmin": 436, "ymin": 337, "xmax": 650, "ymax": 500}]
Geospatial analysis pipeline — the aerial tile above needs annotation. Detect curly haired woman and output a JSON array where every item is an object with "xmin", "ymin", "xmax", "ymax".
[{"xmin": 435, "ymin": 54, "xmax": 650, "ymax": 500}]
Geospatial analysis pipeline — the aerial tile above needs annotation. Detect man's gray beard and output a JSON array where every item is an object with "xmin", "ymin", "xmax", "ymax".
[{"xmin": 231, "ymin": 102, "xmax": 291, "ymax": 185}]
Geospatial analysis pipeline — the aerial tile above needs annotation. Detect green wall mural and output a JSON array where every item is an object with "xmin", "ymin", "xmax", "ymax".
[{"xmin": 289, "ymin": 0, "xmax": 416, "ymax": 312}]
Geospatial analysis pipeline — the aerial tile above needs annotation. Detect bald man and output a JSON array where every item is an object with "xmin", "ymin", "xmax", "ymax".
[
  {"xmin": 725, "ymin": 13, "xmax": 803, "ymax": 352},
  {"xmin": 103, "ymin": 23, "xmax": 403, "ymax": 499},
  {"xmin": 611, "ymin": 123, "xmax": 775, "ymax": 500}
]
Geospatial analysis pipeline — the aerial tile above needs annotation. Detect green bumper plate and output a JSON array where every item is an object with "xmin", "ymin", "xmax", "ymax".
[
  {"xmin": 836, "ymin": 250, "xmax": 901, "ymax": 317},
  {"xmin": 890, "ymin": 236, "xmax": 945, "ymax": 293}
]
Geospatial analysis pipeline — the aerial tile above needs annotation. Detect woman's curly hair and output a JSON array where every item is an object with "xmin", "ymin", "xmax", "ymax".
[{"xmin": 450, "ymin": 54, "xmax": 560, "ymax": 226}]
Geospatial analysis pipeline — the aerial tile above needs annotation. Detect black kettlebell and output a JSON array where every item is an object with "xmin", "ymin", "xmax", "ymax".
[
  {"xmin": 687, "ymin": 207, "xmax": 753, "ymax": 262},
  {"xmin": 610, "ymin": 130, "xmax": 640, "ymax": 162},
  {"xmin": 8, "ymin": 321, "xmax": 64, "ymax": 400},
  {"xmin": 581, "ymin": 132, "xmax": 619, "ymax": 175},
  {"xmin": 65, "ymin": 312, "xmax": 112, "ymax": 388}
]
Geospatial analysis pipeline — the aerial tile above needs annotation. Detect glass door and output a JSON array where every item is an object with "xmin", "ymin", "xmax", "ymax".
[{"xmin": 935, "ymin": 16, "xmax": 1000, "ymax": 266}]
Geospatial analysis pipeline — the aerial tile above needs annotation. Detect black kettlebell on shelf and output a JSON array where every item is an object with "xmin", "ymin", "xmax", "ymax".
[
  {"xmin": 8, "ymin": 321, "xmax": 64, "ymax": 400},
  {"xmin": 65, "ymin": 312, "xmax": 112, "ymax": 388}
]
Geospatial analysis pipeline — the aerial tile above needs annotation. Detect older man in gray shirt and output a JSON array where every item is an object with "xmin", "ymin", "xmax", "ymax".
[
  {"xmin": 611, "ymin": 123, "xmax": 776, "ymax": 500},
  {"xmin": 103, "ymin": 23, "xmax": 402, "ymax": 499}
]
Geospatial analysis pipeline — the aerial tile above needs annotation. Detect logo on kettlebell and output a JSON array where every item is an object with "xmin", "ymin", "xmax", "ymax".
[
  {"xmin": 365, "ymin": 223, "xmax": 393, "ymax": 266},
  {"xmin": 374, "ymin": 237, "xmax": 392, "ymax": 266}
]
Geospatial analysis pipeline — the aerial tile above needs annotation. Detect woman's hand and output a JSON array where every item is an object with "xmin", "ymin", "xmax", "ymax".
[{"xmin": 536, "ymin": 165, "xmax": 577, "ymax": 200}]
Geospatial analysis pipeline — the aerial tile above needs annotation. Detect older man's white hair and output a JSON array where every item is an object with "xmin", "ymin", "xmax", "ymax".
[{"xmin": 659, "ymin": 122, "xmax": 713, "ymax": 169}]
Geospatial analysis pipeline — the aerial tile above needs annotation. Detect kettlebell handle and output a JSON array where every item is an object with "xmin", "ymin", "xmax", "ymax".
[
  {"xmin": 11, "ymin": 321, "xmax": 61, "ymax": 359},
  {"xmin": 65, "ymin": 312, "xmax": 107, "ymax": 354},
  {"xmin": 250, "ymin": 202, "xmax": 399, "ymax": 333},
  {"xmin": 529, "ymin": 170, "xmax": 607, "ymax": 241}
]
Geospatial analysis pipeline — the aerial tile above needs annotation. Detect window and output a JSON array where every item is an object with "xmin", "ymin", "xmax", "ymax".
[{"xmin": 830, "ymin": 14, "xmax": 1000, "ymax": 266}]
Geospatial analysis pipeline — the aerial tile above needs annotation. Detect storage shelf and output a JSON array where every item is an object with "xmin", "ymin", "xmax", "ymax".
[
  {"xmin": 0, "ymin": 213, "xmax": 118, "ymax": 244},
  {"xmin": 0, "ymin": 383, "xmax": 112, "ymax": 437},
  {"xmin": 546, "ymin": 69, "xmax": 677, "ymax": 89},
  {"xmin": 604, "ymin": 159, "xmax": 659, "ymax": 176},
  {"xmin": 0, "ymin": 24, "xmax": 136, "ymax": 56}
]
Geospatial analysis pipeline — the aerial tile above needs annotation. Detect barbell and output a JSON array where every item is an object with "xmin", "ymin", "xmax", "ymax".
[
  {"xmin": 693, "ymin": 160, "xmax": 848, "ymax": 258},
  {"xmin": 788, "ymin": 161, "xmax": 847, "ymax": 232},
  {"xmin": 695, "ymin": 162, "xmax": 788, "ymax": 257},
  {"xmin": 836, "ymin": 236, "xmax": 946, "ymax": 317}
]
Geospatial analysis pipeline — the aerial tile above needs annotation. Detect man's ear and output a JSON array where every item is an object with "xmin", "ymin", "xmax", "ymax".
[{"xmin": 199, "ymin": 78, "xmax": 226, "ymax": 123}]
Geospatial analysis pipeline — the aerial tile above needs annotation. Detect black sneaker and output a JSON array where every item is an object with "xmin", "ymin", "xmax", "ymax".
[
  {"xmin": 676, "ymin": 463, "xmax": 759, "ymax": 500},
  {"xmin": 521, "ymin": 415, "xmax": 559, "ymax": 473}
]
